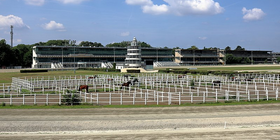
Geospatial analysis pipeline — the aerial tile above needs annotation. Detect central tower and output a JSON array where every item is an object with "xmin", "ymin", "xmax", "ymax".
[{"xmin": 125, "ymin": 37, "xmax": 141, "ymax": 68}]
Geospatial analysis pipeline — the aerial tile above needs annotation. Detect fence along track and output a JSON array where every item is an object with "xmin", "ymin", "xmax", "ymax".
[{"xmin": 0, "ymin": 73, "xmax": 279, "ymax": 105}]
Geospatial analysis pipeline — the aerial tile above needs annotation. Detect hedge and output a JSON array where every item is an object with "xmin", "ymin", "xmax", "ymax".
[
  {"xmin": 20, "ymin": 69, "xmax": 48, "ymax": 73},
  {"xmin": 78, "ymin": 68, "xmax": 120, "ymax": 72}
]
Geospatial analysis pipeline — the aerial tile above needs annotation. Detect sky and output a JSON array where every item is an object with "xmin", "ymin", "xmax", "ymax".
[{"xmin": 0, "ymin": 0, "xmax": 280, "ymax": 51}]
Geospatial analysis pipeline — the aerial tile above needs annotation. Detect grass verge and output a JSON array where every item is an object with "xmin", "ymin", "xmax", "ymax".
[{"xmin": 0, "ymin": 99, "xmax": 280, "ymax": 109}]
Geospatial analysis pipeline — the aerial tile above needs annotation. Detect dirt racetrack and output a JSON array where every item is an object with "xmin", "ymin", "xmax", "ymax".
[{"xmin": 0, "ymin": 104, "xmax": 280, "ymax": 139}]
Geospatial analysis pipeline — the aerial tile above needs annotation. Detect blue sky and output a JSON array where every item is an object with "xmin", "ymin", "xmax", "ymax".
[{"xmin": 0, "ymin": 0, "xmax": 279, "ymax": 51}]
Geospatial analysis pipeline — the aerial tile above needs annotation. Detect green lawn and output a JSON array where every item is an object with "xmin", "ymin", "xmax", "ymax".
[
  {"xmin": 1, "ymin": 65, "xmax": 280, "ymax": 83},
  {"xmin": 0, "ymin": 99, "xmax": 280, "ymax": 109},
  {"xmin": 155, "ymin": 65, "xmax": 280, "ymax": 71},
  {"xmin": 196, "ymin": 66, "xmax": 280, "ymax": 71},
  {"xmin": 0, "ymin": 70, "xmax": 120, "ymax": 83}
]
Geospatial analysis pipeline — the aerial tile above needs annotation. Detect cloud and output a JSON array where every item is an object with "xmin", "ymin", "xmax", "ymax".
[
  {"xmin": 242, "ymin": 7, "xmax": 265, "ymax": 21},
  {"xmin": 16, "ymin": 39, "xmax": 22, "ymax": 43},
  {"xmin": 199, "ymin": 37, "xmax": 207, "ymax": 40},
  {"xmin": 24, "ymin": 0, "xmax": 45, "ymax": 6},
  {"xmin": 121, "ymin": 31, "xmax": 130, "ymax": 36},
  {"xmin": 0, "ymin": 15, "xmax": 30, "ymax": 30},
  {"xmin": 56, "ymin": 0, "xmax": 88, "ymax": 4},
  {"xmin": 125, "ymin": 0, "xmax": 153, "ymax": 6},
  {"xmin": 142, "ymin": 4, "xmax": 169, "ymax": 15},
  {"xmin": 126, "ymin": 0, "xmax": 224, "ymax": 16},
  {"xmin": 42, "ymin": 21, "xmax": 65, "ymax": 31}
]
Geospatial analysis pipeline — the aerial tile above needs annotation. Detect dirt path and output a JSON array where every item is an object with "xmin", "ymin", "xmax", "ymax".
[{"xmin": 0, "ymin": 104, "xmax": 280, "ymax": 139}]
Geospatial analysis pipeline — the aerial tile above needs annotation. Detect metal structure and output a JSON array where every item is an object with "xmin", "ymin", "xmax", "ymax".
[{"xmin": 10, "ymin": 25, "xmax": 13, "ymax": 47}]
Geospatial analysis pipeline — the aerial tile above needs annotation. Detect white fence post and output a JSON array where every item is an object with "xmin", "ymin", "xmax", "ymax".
[
  {"xmin": 257, "ymin": 90, "xmax": 259, "ymax": 101},
  {"xmin": 266, "ymin": 88, "xmax": 269, "ymax": 101},
  {"xmin": 34, "ymin": 94, "xmax": 36, "ymax": 105},
  {"xmin": 168, "ymin": 92, "xmax": 171, "ymax": 105},
  {"xmin": 179, "ymin": 92, "xmax": 181, "ymax": 105},
  {"xmin": 84, "ymin": 92, "xmax": 87, "ymax": 103},
  {"xmin": 133, "ymin": 92, "xmax": 135, "ymax": 105},
  {"xmin": 23, "ymin": 94, "xmax": 25, "ymax": 105},
  {"xmin": 216, "ymin": 89, "xmax": 218, "ymax": 102},
  {"xmin": 59, "ymin": 93, "xmax": 61, "ymax": 105},
  {"xmin": 10, "ymin": 94, "xmax": 12, "ymax": 105},
  {"xmin": 120, "ymin": 92, "xmax": 123, "ymax": 105},
  {"xmin": 91, "ymin": 93, "xmax": 93, "ymax": 104},
  {"xmin": 203, "ymin": 92, "xmax": 205, "ymax": 103},
  {"xmin": 46, "ymin": 94, "xmax": 48, "ymax": 105},
  {"xmin": 248, "ymin": 90, "xmax": 250, "ymax": 102},
  {"xmin": 191, "ymin": 92, "xmax": 193, "ymax": 103},
  {"xmin": 109, "ymin": 93, "xmax": 111, "ymax": 105},
  {"xmin": 97, "ymin": 93, "xmax": 99, "ymax": 105},
  {"xmin": 145, "ymin": 91, "xmax": 147, "ymax": 105},
  {"xmin": 276, "ymin": 88, "xmax": 278, "ymax": 100},
  {"xmin": 157, "ymin": 92, "xmax": 159, "ymax": 105}
]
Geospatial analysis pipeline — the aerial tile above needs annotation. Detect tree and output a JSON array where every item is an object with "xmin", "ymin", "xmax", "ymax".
[
  {"xmin": 225, "ymin": 46, "xmax": 231, "ymax": 51},
  {"xmin": 106, "ymin": 41, "xmax": 152, "ymax": 48},
  {"xmin": 45, "ymin": 40, "xmax": 68, "ymax": 46},
  {"xmin": 235, "ymin": 46, "xmax": 245, "ymax": 51},
  {"xmin": 139, "ymin": 42, "xmax": 152, "ymax": 48},
  {"xmin": 62, "ymin": 93, "xmax": 81, "ymax": 105},
  {"xmin": 187, "ymin": 45, "xmax": 198, "ymax": 50},
  {"xmin": 203, "ymin": 47, "xmax": 218, "ymax": 50},
  {"xmin": 277, "ymin": 57, "xmax": 280, "ymax": 63},
  {"xmin": 106, "ymin": 41, "xmax": 129, "ymax": 47},
  {"xmin": 79, "ymin": 41, "xmax": 103, "ymax": 47},
  {"xmin": 12, "ymin": 44, "xmax": 32, "ymax": 67},
  {"xmin": 0, "ymin": 39, "xmax": 14, "ymax": 67}
]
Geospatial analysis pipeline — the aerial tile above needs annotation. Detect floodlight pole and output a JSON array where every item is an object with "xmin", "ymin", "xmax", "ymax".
[{"xmin": 74, "ymin": 45, "xmax": 76, "ymax": 74}]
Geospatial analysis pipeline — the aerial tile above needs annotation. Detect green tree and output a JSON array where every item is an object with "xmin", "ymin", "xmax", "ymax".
[
  {"xmin": 225, "ymin": 46, "xmax": 231, "ymax": 51},
  {"xmin": 62, "ymin": 93, "xmax": 81, "ymax": 106},
  {"xmin": 139, "ymin": 42, "xmax": 152, "ymax": 48},
  {"xmin": 12, "ymin": 44, "xmax": 32, "ymax": 67},
  {"xmin": 277, "ymin": 57, "xmax": 280, "ymax": 62},
  {"xmin": 106, "ymin": 41, "xmax": 130, "ymax": 47},
  {"xmin": 235, "ymin": 46, "xmax": 245, "ymax": 51},
  {"xmin": 187, "ymin": 45, "xmax": 199, "ymax": 50},
  {"xmin": 79, "ymin": 41, "xmax": 103, "ymax": 47},
  {"xmin": 45, "ymin": 40, "xmax": 70, "ymax": 46},
  {"xmin": 0, "ymin": 39, "xmax": 14, "ymax": 67}
]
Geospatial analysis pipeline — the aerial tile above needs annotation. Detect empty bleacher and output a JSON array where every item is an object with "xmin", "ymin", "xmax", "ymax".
[
  {"xmin": 153, "ymin": 62, "xmax": 180, "ymax": 67},
  {"xmin": 51, "ymin": 62, "xmax": 64, "ymax": 69},
  {"xmin": 101, "ymin": 62, "xmax": 114, "ymax": 69}
]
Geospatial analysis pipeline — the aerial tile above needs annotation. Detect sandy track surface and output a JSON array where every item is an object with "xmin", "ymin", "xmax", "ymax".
[
  {"xmin": 0, "ymin": 104, "xmax": 280, "ymax": 139},
  {"xmin": 0, "ymin": 69, "xmax": 21, "ymax": 73}
]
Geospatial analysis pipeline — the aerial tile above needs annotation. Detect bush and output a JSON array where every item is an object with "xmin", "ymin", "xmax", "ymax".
[
  {"xmin": 62, "ymin": 93, "xmax": 81, "ymax": 105},
  {"xmin": 127, "ymin": 69, "xmax": 140, "ymax": 73},
  {"xmin": 20, "ymin": 69, "xmax": 48, "ymax": 73},
  {"xmin": 78, "ymin": 68, "xmax": 120, "ymax": 72},
  {"xmin": 2, "ymin": 102, "xmax": 5, "ymax": 106}
]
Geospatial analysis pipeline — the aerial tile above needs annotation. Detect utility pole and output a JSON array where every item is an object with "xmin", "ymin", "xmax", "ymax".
[{"xmin": 10, "ymin": 25, "xmax": 13, "ymax": 47}]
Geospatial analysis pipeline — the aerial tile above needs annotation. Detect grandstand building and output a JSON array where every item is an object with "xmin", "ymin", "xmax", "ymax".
[
  {"xmin": 224, "ymin": 50, "xmax": 273, "ymax": 64},
  {"xmin": 32, "ymin": 45, "xmax": 174, "ymax": 69},
  {"xmin": 175, "ymin": 49, "xmax": 273, "ymax": 65},
  {"xmin": 175, "ymin": 49, "xmax": 221, "ymax": 65}
]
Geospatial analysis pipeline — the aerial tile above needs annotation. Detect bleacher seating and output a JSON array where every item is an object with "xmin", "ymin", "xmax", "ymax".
[
  {"xmin": 51, "ymin": 62, "xmax": 64, "ymax": 69},
  {"xmin": 153, "ymin": 62, "xmax": 180, "ymax": 67},
  {"xmin": 101, "ymin": 62, "xmax": 113, "ymax": 69}
]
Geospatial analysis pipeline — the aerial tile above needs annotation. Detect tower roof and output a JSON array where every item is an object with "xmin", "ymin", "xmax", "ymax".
[{"xmin": 133, "ymin": 37, "xmax": 137, "ymax": 42}]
